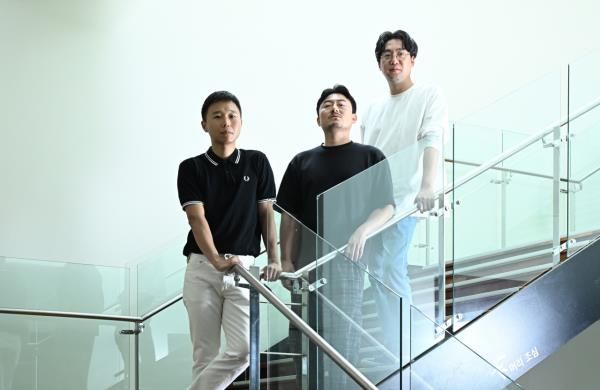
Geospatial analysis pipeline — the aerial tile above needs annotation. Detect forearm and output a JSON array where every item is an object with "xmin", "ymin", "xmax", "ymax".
[
  {"xmin": 420, "ymin": 147, "xmax": 440, "ymax": 190},
  {"xmin": 259, "ymin": 204, "xmax": 280, "ymax": 264},
  {"xmin": 279, "ymin": 214, "xmax": 299, "ymax": 270},
  {"xmin": 188, "ymin": 215, "xmax": 221, "ymax": 265},
  {"xmin": 358, "ymin": 204, "xmax": 395, "ymax": 236}
]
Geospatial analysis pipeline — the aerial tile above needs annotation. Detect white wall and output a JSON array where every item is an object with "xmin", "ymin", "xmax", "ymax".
[{"xmin": 1, "ymin": 0, "xmax": 599, "ymax": 266}]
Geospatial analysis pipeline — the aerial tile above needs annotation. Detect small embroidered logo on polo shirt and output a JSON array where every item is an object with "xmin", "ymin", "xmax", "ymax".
[{"xmin": 243, "ymin": 176, "xmax": 250, "ymax": 182}]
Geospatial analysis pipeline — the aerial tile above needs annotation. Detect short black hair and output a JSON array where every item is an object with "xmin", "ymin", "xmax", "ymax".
[
  {"xmin": 316, "ymin": 84, "xmax": 357, "ymax": 114},
  {"xmin": 201, "ymin": 91, "xmax": 242, "ymax": 121},
  {"xmin": 375, "ymin": 30, "xmax": 418, "ymax": 63}
]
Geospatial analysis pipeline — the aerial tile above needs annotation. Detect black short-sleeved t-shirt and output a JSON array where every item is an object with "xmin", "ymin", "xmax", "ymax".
[
  {"xmin": 177, "ymin": 148, "xmax": 276, "ymax": 257},
  {"xmin": 276, "ymin": 141, "xmax": 394, "ymax": 266}
]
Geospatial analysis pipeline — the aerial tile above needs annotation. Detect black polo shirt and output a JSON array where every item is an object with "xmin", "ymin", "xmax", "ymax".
[
  {"xmin": 177, "ymin": 148, "xmax": 276, "ymax": 257},
  {"xmin": 276, "ymin": 141, "xmax": 395, "ymax": 267}
]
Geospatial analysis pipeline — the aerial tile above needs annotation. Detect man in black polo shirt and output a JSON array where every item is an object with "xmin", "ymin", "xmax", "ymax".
[
  {"xmin": 177, "ymin": 91, "xmax": 281, "ymax": 390},
  {"xmin": 277, "ymin": 85, "xmax": 395, "ymax": 388}
]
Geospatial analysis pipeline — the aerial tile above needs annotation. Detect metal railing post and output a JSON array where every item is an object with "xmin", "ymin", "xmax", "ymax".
[
  {"xmin": 436, "ymin": 193, "xmax": 447, "ymax": 328},
  {"xmin": 553, "ymin": 126, "xmax": 562, "ymax": 265},
  {"xmin": 249, "ymin": 266, "xmax": 261, "ymax": 390}
]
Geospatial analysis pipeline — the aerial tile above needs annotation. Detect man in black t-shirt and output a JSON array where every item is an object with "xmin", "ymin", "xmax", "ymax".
[
  {"xmin": 177, "ymin": 91, "xmax": 281, "ymax": 390},
  {"xmin": 277, "ymin": 85, "xmax": 395, "ymax": 388}
]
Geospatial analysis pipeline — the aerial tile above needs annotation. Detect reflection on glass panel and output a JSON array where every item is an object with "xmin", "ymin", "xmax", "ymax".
[
  {"xmin": 297, "ymin": 138, "xmax": 451, "ymax": 387},
  {"xmin": 259, "ymin": 302, "xmax": 302, "ymax": 389},
  {"xmin": 409, "ymin": 306, "xmax": 522, "ymax": 390},
  {"xmin": 0, "ymin": 314, "xmax": 130, "ymax": 390},
  {"xmin": 139, "ymin": 301, "xmax": 191, "ymax": 390},
  {"xmin": 452, "ymin": 139, "xmax": 562, "ymax": 330},
  {"xmin": 453, "ymin": 124, "xmax": 529, "ymax": 167},
  {"xmin": 273, "ymin": 204, "xmax": 402, "ymax": 388},
  {"xmin": 567, "ymin": 105, "xmax": 600, "ymax": 256},
  {"xmin": 135, "ymin": 237, "xmax": 187, "ymax": 317},
  {"xmin": 0, "ymin": 257, "xmax": 129, "ymax": 316},
  {"xmin": 569, "ymin": 50, "xmax": 600, "ymax": 116},
  {"xmin": 455, "ymin": 70, "xmax": 561, "ymax": 136}
]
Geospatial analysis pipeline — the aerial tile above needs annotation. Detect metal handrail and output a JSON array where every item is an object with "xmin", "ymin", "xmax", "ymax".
[
  {"xmin": 140, "ymin": 293, "xmax": 183, "ymax": 322},
  {"xmin": 579, "ymin": 165, "xmax": 600, "ymax": 184},
  {"xmin": 447, "ymin": 158, "xmax": 580, "ymax": 184},
  {"xmin": 0, "ymin": 307, "xmax": 141, "ymax": 323},
  {"xmin": 233, "ymin": 264, "xmax": 378, "ymax": 390}
]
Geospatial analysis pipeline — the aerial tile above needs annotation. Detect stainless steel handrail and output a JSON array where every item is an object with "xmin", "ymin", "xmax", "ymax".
[
  {"xmin": 140, "ymin": 293, "xmax": 183, "ymax": 322},
  {"xmin": 234, "ymin": 264, "xmax": 378, "ymax": 390},
  {"xmin": 447, "ymin": 158, "xmax": 580, "ymax": 184},
  {"xmin": 0, "ymin": 307, "xmax": 141, "ymax": 323},
  {"xmin": 578, "ymin": 165, "xmax": 600, "ymax": 183}
]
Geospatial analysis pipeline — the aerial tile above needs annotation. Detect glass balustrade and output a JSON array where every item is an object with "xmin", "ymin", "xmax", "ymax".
[
  {"xmin": 138, "ymin": 300, "xmax": 191, "ymax": 390},
  {"xmin": 451, "ymin": 132, "xmax": 568, "ymax": 330},
  {"xmin": 271, "ymin": 203, "xmax": 403, "ymax": 389},
  {"xmin": 135, "ymin": 237, "xmax": 187, "ymax": 317},
  {"xmin": 567, "ymin": 50, "xmax": 600, "ymax": 257},
  {"xmin": 452, "ymin": 70, "xmax": 562, "ymax": 167},
  {"xmin": 0, "ymin": 313, "xmax": 131, "ymax": 390},
  {"xmin": 0, "ymin": 257, "xmax": 130, "ymax": 316}
]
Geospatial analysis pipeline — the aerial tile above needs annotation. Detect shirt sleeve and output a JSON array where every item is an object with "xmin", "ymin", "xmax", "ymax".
[
  {"xmin": 177, "ymin": 159, "xmax": 205, "ymax": 210},
  {"xmin": 373, "ymin": 151, "xmax": 396, "ymax": 210},
  {"xmin": 418, "ymin": 86, "xmax": 448, "ymax": 152},
  {"xmin": 257, "ymin": 153, "xmax": 276, "ymax": 203},
  {"xmin": 276, "ymin": 157, "xmax": 301, "ymax": 216}
]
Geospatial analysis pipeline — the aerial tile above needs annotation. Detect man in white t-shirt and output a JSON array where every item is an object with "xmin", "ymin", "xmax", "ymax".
[{"xmin": 361, "ymin": 29, "xmax": 448, "ymax": 362}]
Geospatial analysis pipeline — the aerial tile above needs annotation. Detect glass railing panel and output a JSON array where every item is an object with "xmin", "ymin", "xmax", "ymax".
[
  {"xmin": 408, "ymin": 306, "xmax": 522, "ymax": 389},
  {"xmin": 568, "ymin": 50, "xmax": 600, "ymax": 256},
  {"xmin": 272, "ymin": 204, "xmax": 403, "ymax": 388},
  {"xmin": 315, "ymin": 141, "xmax": 446, "ymax": 353},
  {"xmin": 0, "ymin": 313, "xmax": 131, "ymax": 390},
  {"xmin": 568, "ymin": 50, "xmax": 600, "ymax": 116},
  {"xmin": 0, "ymin": 257, "xmax": 130, "ymax": 316},
  {"xmin": 567, "ymin": 107, "xmax": 600, "ymax": 180},
  {"xmin": 452, "ymin": 124, "xmax": 531, "ymax": 168},
  {"xmin": 258, "ymin": 301, "xmax": 303, "ymax": 389},
  {"xmin": 452, "ymin": 70, "xmax": 561, "ymax": 166},
  {"xmin": 138, "ymin": 300, "xmax": 192, "ymax": 390},
  {"xmin": 314, "ymin": 253, "xmax": 402, "ymax": 388},
  {"xmin": 451, "ymin": 135, "xmax": 566, "ymax": 330},
  {"xmin": 135, "ymin": 236, "xmax": 187, "ymax": 317},
  {"xmin": 566, "ymin": 108, "xmax": 600, "ymax": 254}
]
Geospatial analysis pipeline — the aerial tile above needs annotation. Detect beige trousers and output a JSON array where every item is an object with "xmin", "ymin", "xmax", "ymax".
[{"xmin": 183, "ymin": 253, "xmax": 254, "ymax": 390}]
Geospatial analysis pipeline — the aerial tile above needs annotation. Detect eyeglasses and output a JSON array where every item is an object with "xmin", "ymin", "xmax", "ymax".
[{"xmin": 381, "ymin": 49, "xmax": 410, "ymax": 62}]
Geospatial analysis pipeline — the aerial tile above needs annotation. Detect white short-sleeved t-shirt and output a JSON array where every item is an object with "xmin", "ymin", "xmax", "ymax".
[{"xmin": 361, "ymin": 83, "xmax": 449, "ymax": 213}]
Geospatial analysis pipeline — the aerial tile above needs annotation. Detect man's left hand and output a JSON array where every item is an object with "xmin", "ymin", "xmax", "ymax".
[
  {"xmin": 261, "ymin": 261, "xmax": 282, "ymax": 281},
  {"xmin": 414, "ymin": 185, "xmax": 435, "ymax": 213},
  {"xmin": 345, "ymin": 227, "xmax": 368, "ymax": 261}
]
